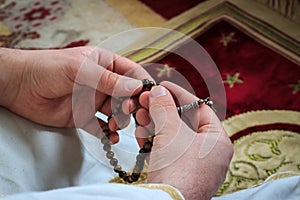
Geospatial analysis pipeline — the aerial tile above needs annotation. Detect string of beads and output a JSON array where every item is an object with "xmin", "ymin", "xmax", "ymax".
[
  {"xmin": 100, "ymin": 79, "xmax": 215, "ymax": 183},
  {"xmin": 100, "ymin": 79, "xmax": 156, "ymax": 183}
]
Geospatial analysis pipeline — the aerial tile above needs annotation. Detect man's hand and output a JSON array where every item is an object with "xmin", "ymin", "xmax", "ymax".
[
  {"xmin": 0, "ymin": 47, "xmax": 151, "ymax": 141},
  {"xmin": 135, "ymin": 82, "xmax": 233, "ymax": 200}
]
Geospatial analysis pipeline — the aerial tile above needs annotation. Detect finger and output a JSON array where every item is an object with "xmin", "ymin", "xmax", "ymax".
[
  {"xmin": 148, "ymin": 85, "xmax": 196, "ymax": 171},
  {"xmin": 77, "ymin": 59, "xmax": 143, "ymax": 97},
  {"xmin": 121, "ymin": 97, "xmax": 139, "ymax": 115},
  {"xmin": 94, "ymin": 48, "xmax": 154, "ymax": 81},
  {"xmin": 108, "ymin": 113, "xmax": 131, "ymax": 132},
  {"xmin": 112, "ymin": 56, "xmax": 154, "ymax": 81},
  {"xmin": 135, "ymin": 108, "xmax": 155, "ymax": 136},
  {"xmin": 95, "ymin": 92, "xmax": 112, "ymax": 116},
  {"xmin": 139, "ymin": 91, "xmax": 150, "ymax": 109},
  {"xmin": 160, "ymin": 81, "xmax": 219, "ymax": 132},
  {"xmin": 82, "ymin": 117, "xmax": 105, "ymax": 138},
  {"xmin": 107, "ymin": 131, "xmax": 120, "ymax": 144},
  {"xmin": 135, "ymin": 108, "xmax": 151, "ymax": 127},
  {"xmin": 81, "ymin": 117, "xmax": 119, "ymax": 144},
  {"xmin": 135, "ymin": 126, "xmax": 150, "ymax": 148},
  {"xmin": 135, "ymin": 125, "xmax": 152, "ymax": 163},
  {"xmin": 149, "ymin": 86, "xmax": 182, "ymax": 137}
]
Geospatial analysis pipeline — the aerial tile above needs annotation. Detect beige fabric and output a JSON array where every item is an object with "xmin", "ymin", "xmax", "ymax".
[
  {"xmin": 138, "ymin": 184, "xmax": 185, "ymax": 200},
  {"xmin": 105, "ymin": 0, "xmax": 166, "ymax": 27}
]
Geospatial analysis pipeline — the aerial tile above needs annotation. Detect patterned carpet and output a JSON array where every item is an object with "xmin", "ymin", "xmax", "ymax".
[{"xmin": 1, "ymin": 0, "xmax": 300, "ymax": 196}]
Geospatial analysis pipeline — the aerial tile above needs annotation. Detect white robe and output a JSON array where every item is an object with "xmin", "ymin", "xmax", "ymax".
[{"xmin": 0, "ymin": 107, "xmax": 299, "ymax": 200}]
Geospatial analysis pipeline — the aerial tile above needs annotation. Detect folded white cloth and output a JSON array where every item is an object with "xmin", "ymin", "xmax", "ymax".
[
  {"xmin": 2, "ymin": 184, "xmax": 178, "ymax": 200},
  {"xmin": 1, "ymin": 107, "xmax": 299, "ymax": 200},
  {"xmin": 0, "ymin": 107, "xmax": 183, "ymax": 199}
]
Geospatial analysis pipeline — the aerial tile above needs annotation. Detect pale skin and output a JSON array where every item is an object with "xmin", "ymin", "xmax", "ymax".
[
  {"xmin": 136, "ymin": 83, "xmax": 233, "ymax": 200},
  {"xmin": 0, "ymin": 46, "xmax": 151, "ymax": 142},
  {"xmin": 0, "ymin": 47, "xmax": 233, "ymax": 200}
]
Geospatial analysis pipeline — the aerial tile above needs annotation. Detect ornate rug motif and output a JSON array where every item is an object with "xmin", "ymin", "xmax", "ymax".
[
  {"xmin": 218, "ymin": 110, "xmax": 300, "ymax": 195},
  {"xmin": 0, "ymin": 0, "xmax": 138, "ymax": 49},
  {"xmin": 0, "ymin": 0, "xmax": 79, "ymax": 48}
]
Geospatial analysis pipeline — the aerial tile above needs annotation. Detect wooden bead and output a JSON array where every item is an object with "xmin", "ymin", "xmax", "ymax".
[
  {"xmin": 143, "ymin": 141, "xmax": 152, "ymax": 153},
  {"xmin": 127, "ymin": 176, "xmax": 134, "ymax": 183},
  {"xmin": 122, "ymin": 176, "xmax": 129, "ymax": 182},
  {"xmin": 131, "ymin": 173, "xmax": 140, "ymax": 181},
  {"xmin": 106, "ymin": 151, "xmax": 114, "ymax": 159},
  {"xmin": 110, "ymin": 158, "xmax": 118, "ymax": 166},
  {"xmin": 142, "ymin": 79, "xmax": 155, "ymax": 90},
  {"xmin": 101, "ymin": 136, "xmax": 110, "ymax": 144},
  {"xmin": 118, "ymin": 171, "xmax": 126, "ymax": 178},
  {"xmin": 114, "ymin": 165, "xmax": 122, "ymax": 173},
  {"xmin": 103, "ymin": 143, "xmax": 111, "ymax": 151},
  {"xmin": 102, "ymin": 124, "xmax": 110, "ymax": 133}
]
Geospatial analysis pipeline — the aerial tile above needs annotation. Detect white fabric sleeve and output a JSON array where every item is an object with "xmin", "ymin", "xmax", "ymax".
[
  {"xmin": 0, "ymin": 107, "xmax": 184, "ymax": 199},
  {"xmin": 1, "ymin": 183, "xmax": 184, "ymax": 200}
]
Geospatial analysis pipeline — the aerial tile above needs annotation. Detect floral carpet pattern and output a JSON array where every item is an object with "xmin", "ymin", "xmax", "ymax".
[
  {"xmin": 0, "ymin": 0, "xmax": 137, "ymax": 48},
  {"xmin": 1, "ymin": 0, "xmax": 299, "ymax": 197}
]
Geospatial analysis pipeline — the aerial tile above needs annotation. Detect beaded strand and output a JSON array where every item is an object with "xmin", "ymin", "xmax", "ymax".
[
  {"xmin": 100, "ymin": 79, "xmax": 156, "ymax": 183},
  {"xmin": 100, "ymin": 79, "xmax": 215, "ymax": 183}
]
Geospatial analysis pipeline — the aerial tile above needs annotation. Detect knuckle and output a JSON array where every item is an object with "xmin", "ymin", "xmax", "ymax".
[
  {"xmin": 154, "ymin": 98, "xmax": 175, "ymax": 109},
  {"xmin": 100, "ymin": 71, "xmax": 118, "ymax": 92}
]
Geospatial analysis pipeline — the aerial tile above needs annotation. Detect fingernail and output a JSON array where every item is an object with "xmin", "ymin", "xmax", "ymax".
[
  {"xmin": 125, "ymin": 79, "xmax": 141, "ymax": 92},
  {"xmin": 151, "ymin": 86, "xmax": 166, "ymax": 98}
]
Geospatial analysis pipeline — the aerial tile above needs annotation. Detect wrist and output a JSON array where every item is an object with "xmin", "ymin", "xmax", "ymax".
[
  {"xmin": 156, "ymin": 179, "xmax": 210, "ymax": 200},
  {"xmin": 0, "ymin": 48, "xmax": 24, "ymax": 108},
  {"xmin": 0, "ymin": 48, "xmax": 9, "ymax": 107},
  {"xmin": 148, "ymin": 170, "xmax": 214, "ymax": 200},
  {"xmin": 138, "ymin": 184, "xmax": 185, "ymax": 200}
]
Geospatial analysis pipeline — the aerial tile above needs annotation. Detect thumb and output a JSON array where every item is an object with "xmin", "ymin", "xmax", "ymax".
[
  {"xmin": 148, "ymin": 85, "xmax": 196, "ymax": 171},
  {"xmin": 149, "ymin": 86, "xmax": 180, "ymax": 135}
]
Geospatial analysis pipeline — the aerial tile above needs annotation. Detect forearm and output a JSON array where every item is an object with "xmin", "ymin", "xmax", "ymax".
[{"xmin": 0, "ymin": 48, "xmax": 24, "ymax": 108}]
